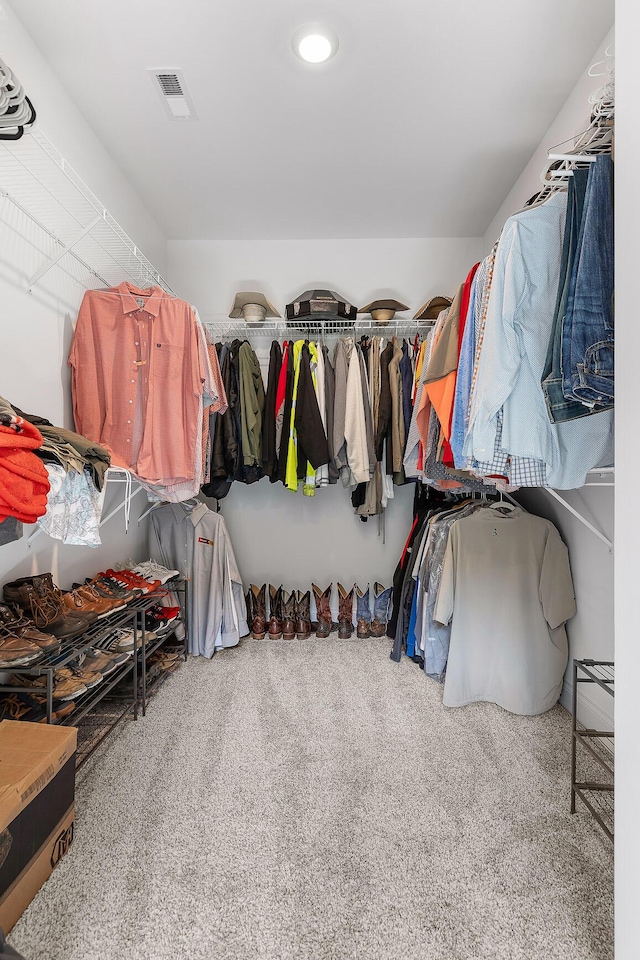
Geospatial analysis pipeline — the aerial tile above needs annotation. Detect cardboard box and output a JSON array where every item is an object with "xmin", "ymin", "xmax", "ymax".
[{"xmin": 0, "ymin": 721, "xmax": 77, "ymax": 933}]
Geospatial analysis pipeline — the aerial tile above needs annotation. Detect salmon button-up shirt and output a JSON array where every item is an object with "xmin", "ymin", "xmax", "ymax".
[{"xmin": 69, "ymin": 282, "xmax": 203, "ymax": 485}]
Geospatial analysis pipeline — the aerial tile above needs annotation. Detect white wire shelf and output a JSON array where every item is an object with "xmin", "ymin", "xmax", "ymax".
[
  {"xmin": 0, "ymin": 127, "xmax": 174, "ymax": 294},
  {"xmin": 203, "ymin": 317, "xmax": 434, "ymax": 339}
]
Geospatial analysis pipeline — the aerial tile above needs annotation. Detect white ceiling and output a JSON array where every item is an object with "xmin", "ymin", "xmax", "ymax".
[{"xmin": 11, "ymin": 0, "xmax": 613, "ymax": 241}]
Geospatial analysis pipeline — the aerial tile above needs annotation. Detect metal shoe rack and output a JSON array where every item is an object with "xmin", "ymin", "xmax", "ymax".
[
  {"xmin": 571, "ymin": 659, "xmax": 614, "ymax": 841},
  {"xmin": 0, "ymin": 579, "xmax": 188, "ymax": 769},
  {"xmin": 137, "ymin": 577, "xmax": 188, "ymax": 717}
]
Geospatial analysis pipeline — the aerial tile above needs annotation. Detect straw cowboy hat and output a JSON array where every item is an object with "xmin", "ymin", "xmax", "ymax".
[
  {"xmin": 359, "ymin": 298, "xmax": 410, "ymax": 324},
  {"xmin": 229, "ymin": 292, "xmax": 281, "ymax": 322},
  {"xmin": 413, "ymin": 295, "xmax": 453, "ymax": 321}
]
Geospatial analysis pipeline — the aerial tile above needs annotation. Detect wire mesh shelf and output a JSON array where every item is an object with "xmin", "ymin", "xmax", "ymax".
[
  {"xmin": 0, "ymin": 127, "xmax": 173, "ymax": 294},
  {"xmin": 576, "ymin": 660, "xmax": 614, "ymax": 696},
  {"xmin": 203, "ymin": 317, "xmax": 434, "ymax": 340}
]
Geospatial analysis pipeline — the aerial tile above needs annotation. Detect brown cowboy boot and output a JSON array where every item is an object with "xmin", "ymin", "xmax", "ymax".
[
  {"xmin": 337, "ymin": 583, "xmax": 355, "ymax": 639},
  {"xmin": 245, "ymin": 587, "xmax": 252, "ymax": 626},
  {"xmin": 281, "ymin": 591, "xmax": 296, "ymax": 640},
  {"xmin": 250, "ymin": 584, "xmax": 267, "ymax": 639},
  {"xmin": 268, "ymin": 584, "xmax": 283, "ymax": 639},
  {"xmin": 295, "ymin": 590, "xmax": 311, "ymax": 640},
  {"xmin": 312, "ymin": 583, "xmax": 333, "ymax": 639}
]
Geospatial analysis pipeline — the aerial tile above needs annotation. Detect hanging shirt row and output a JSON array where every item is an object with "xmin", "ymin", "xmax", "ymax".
[
  {"xmin": 201, "ymin": 333, "xmax": 435, "ymax": 517},
  {"xmin": 388, "ymin": 486, "xmax": 576, "ymax": 716},
  {"xmin": 407, "ymin": 153, "xmax": 614, "ymax": 492}
]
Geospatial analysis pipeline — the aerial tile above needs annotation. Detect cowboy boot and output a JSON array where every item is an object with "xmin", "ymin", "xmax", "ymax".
[
  {"xmin": 295, "ymin": 590, "xmax": 311, "ymax": 640},
  {"xmin": 355, "ymin": 584, "xmax": 371, "ymax": 639},
  {"xmin": 245, "ymin": 587, "xmax": 253, "ymax": 629},
  {"xmin": 371, "ymin": 582, "xmax": 392, "ymax": 638},
  {"xmin": 312, "ymin": 583, "xmax": 333, "ymax": 639},
  {"xmin": 282, "ymin": 590, "xmax": 296, "ymax": 640},
  {"xmin": 268, "ymin": 584, "xmax": 283, "ymax": 639},
  {"xmin": 337, "ymin": 583, "xmax": 355, "ymax": 639},
  {"xmin": 250, "ymin": 583, "xmax": 267, "ymax": 639}
]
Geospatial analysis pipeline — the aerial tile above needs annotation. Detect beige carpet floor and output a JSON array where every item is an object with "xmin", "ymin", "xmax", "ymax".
[{"xmin": 10, "ymin": 639, "xmax": 614, "ymax": 960}]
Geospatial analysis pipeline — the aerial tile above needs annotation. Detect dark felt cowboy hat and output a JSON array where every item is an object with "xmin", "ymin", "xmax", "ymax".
[{"xmin": 286, "ymin": 289, "xmax": 356, "ymax": 323}]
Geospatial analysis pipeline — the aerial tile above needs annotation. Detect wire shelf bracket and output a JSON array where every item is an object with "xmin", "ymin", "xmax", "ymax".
[
  {"xmin": 541, "ymin": 469, "xmax": 613, "ymax": 551},
  {"xmin": 27, "ymin": 468, "xmax": 147, "ymax": 547}
]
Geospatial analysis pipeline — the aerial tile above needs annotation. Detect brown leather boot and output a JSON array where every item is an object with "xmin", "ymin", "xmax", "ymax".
[
  {"xmin": 268, "ymin": 584, "xmax": 283, "ymax": 639},
  {"xmin": 337, "ymin": 583, "xmax": 355, "ymax": 639},
  {"xmin": 295, "ymin": 590, "xmax": 311, "ymax": 639},
  {"xmin": 245, "ymin": 588, "xmax": 253, "ymax": 635},
  {"xmin": 4, "ymin": 575, "xmax": 91, "ymax": 639},
  {"xmin": 250, "ymin": 584, "xmax": 267, "ymax": 639},
  {"xmin": 282, "ymin": 591, "xmax": 296, "ymax": 640},
  {"xmin": 312, "ymin": 583, "xmax": 333, "ymax": 638}
]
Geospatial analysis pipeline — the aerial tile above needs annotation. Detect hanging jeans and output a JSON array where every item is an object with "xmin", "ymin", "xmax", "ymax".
[
  {"xmin": 561, "ymin": 154, "xmax": 614, "ymax": 407},
  {"xmin": 541, "ymin": 168, "xmax": 600, "ymax": 422}
]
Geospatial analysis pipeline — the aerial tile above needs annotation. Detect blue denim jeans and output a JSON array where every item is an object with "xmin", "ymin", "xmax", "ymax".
[
  {"xmin": 541, "ymin": 168, "xmax": 605, "ymax": 421},
  {"xmin": 562, "ymin": 154, "xmax": 614, "ymax": 406}
]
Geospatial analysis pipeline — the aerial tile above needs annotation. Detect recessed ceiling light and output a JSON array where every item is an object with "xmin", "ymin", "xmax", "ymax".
[{"xmin": 292, "ymin": 25, "xmax": 338, "ymax": 64}]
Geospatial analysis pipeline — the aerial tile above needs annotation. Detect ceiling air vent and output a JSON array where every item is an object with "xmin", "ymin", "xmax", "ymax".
[{"xmin": 148, "ymin": 68, "xmax": 197, "ymax": 120}]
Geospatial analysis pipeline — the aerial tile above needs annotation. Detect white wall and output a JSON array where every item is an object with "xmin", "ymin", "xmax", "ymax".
[
  {"xmin": 166, "ymin": 237, "xmax": 483, "ymax": 322},
  {"xmin": 614, "ymin": 3, "xmax": 639, "ymax": 957},
  {"xmin": 167, "ymin": 237, "xmax": 484, "ymax": 596},
  {"xmin": 0, "ymin": 2, "xmax": 167, "ymax": 584},
  {"xmin": 483, "ymin": 26, "xmax": 614, "ymax": 247}
]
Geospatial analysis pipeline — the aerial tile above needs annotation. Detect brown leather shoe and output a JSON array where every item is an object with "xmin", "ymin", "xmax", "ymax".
[
  {"xmin": 250, "ymin": 584, "xmax": 267, "ymax": 639},
  {"xmin": 312, "ymin": 583, "xmax": 333, "ymax": 638},
  {"xmin": 281, "ymin": 591, "xmax": 296, "ymax": 640},
  {"xmin": 0, "ymin": 604, "xmax": 60, "ymax": 652},
  {"xmin": 268, "ymin": 585, "xmax": 283, "ymax": 639},
  {"xmin": 337, "ymin": 583, "xmax": 355, "ymax": 639},
  {"xmin": 13, "ymin": 671, "xmax": 87, "ymax": 702},
  {"xmin": 77, "ymin": 584, "xmax": 127, "ymax": 616},
  {"xmin": 59, "ymin": 664, "xmax": 103, "ymax": 690},
  {"xmin": 295, "ymin": 590, "xmax": 311, "ymax": 640},
  {"xmin": 0, "ymin": 634, "xmax": 42, "ymax": 667},
  {"xmin": 61, "ymin": 590, "xmax": 101, "ymax": 623}
]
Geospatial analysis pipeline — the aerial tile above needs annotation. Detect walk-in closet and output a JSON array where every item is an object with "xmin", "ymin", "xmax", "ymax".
[{"xmin": 0, "ymin": 1, "xmax": 635, "ymax": 959}]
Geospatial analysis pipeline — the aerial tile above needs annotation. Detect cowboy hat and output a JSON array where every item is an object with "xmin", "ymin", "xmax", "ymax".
[
  {"xmin": 413, "ymin": 295, "xmax": 453, "ymax": 321},
  {"xmin": 359, "ymin": 298, "xmax": 410, "ymax": 324},
  {"xmin": 229, "ymin": 292, "xmax": 281, "ymax": 321},
  {"xmin": 286, "ymin": 289, "xmax": 356, "ymax": 323}
]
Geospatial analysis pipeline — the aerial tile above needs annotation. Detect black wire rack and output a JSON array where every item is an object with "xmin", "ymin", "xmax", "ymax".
[
  {"xmin": 571, "ymin": 659, "xmax": 614, "ymax": 842},
  {"xmin": 0, "ymin": 577, "xmax": 188, "ymax": 768}
]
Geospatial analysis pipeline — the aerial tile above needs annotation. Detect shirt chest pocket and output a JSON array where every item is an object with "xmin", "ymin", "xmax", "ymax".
[{"xmin": 152, "ymin": 343, "xmax": 182, "ymax": 380}]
